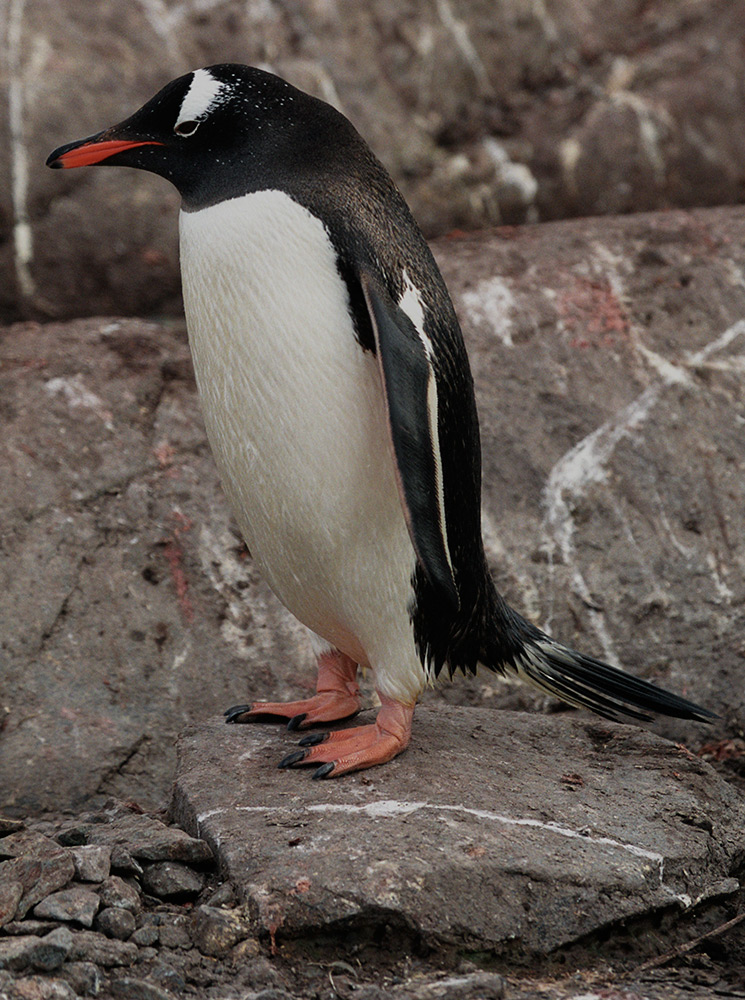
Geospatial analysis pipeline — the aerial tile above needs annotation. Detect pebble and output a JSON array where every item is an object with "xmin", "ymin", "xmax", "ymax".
[
  {"xmin": 86, "ymin": 813, "xmax": 213, "ymax": 864},
  {"xmin": 0, "ymin": 880, "xmax": 23, "ymax": 927},
  {"xmin": 110, "ymin": 847, "xmax": 143, "ymax": 877},
  {"xmin": 130, "ymin": 924, "xmax": 159, "ymax": 947},
  {"xmin": 110, "ymin": 976, "xmax": 176, "ymax": 1000},
  {"xmin": 34, "ymin": 886, "xmax": 100, "ymax": 928},
  {"xmin": 3, "ymin": 974, "xmax": 79, "ymax": 999},
  {"xmin": 0, "ymin": 852, "xmax": 75, "ymax": 919},
  {"xmin": 68, "ymin": 929, "xmax": 139, "ymax": 967},
  {"xmin": 190, "ymin": 904, "xmax": 249, "ymax": 957},
  {"xmin": 0, "ymin": 935, "xmax": 41, "ymax": 972},
  {"xmin": 142, "ymin": 861, "xmax": 204, "ymax": 900},
  {"xmin": 157, "ymin": 917, "xmax": 192, "ymax": 950},
  {"xmin": 97, "ymin": 875, "xmax": 142, "ymax": 915},
  {"xmin": 61, "ymin": 960, "xmax": 102, "ymax": 997},
  {"xmin": 71, "ymin": 845, "xmax": 111, "ymax": 883},
  {"xmin": 3, "ymin": 920, "xmax": 59, "ymax": 937},
  {"xmin": 95, "ymin": 906, "xmax": 137, "ymax": 940},
  {"xmin": 26, "ymin": 926, "xmax": 73, "ymax": 972}
]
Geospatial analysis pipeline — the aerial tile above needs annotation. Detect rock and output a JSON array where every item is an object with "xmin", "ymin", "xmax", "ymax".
[
  {"xmin": 109, "ymin": 977, "xmax": 176, "ymax": 1000},
  {"xmin": 189, "ymin": 905, "xmax": 250, "ymax": 957},
  {"xmin": 110, "ymin": 848, "xmax": 144, "ymax": 877},
  {"xmin": 94, "ymin": 906, "xmax": 137, "ymax": 941},
  {"xmin": 84, "ymin": 809, "xmax": 213, "ymax": 865},
  {"xmin": 0, "ymin": 850, "xmax": 75, "ymax": 919},
  {"xmin": 61, "ymin": 960, "xmax": 103, "ymax": 997},
  {"xmin": 0, "ymin": 935, "xmax": 40, "ymax": 972},
  {"xmin": 68, "ymin": 929, "xmax": 139, "ymax": 967},
  {"xmin": 2, "ymin": 208, "xmax": 745, "ymax": 816},
  {"xmin": 26, "ymin": 926, "xmax": 73, "ymax": 972},
  {"xmin": 0, "ymin": 831, "xmax": 68, "ymax": 860},
  {"xmin": 156, "ymin": 917, "xmax": 191, "ymax": 950},
  {"xmin": 70, "ymin": 845, "xmax": 111, "ymax": 882},
  {"xmin": 172, "ymin": 709, "xmax": 745, "ymax": 956},
  {"xmin": 141, "ymin": 862, "xmax": 204, "ymax": 901},
  {"xmin": 33, "ymin": 886, "xmax": 100, "ymax": 927},
  {"xmin": 0, "ymin": 881, "xmax": 23, "ymax": 927},
  {"xmin": 97, "ymin": 876, "xmax": 142, "ymax": 916},
  {"xmin": 0, "ymin": 817, "xmax": 25, "ymax": 836},
  {"xmin": 3, "ymin": 976, "xmax": 79, "ymax": 1000},
  {"xmin": 2, "ymin": 921, "xmax": 59, "ymax": 937},
  {"xmin": 129, "ymin": 924, "xmax": 158, "ymax": 948}
]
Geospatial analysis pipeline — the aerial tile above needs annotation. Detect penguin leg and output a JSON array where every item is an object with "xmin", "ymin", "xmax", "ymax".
[
  {"xmin": 278, "ymin": 692, "xmax": 414, "ymax": 778},
  {"xmin": 224, "ymin": 648, "xmax": 361, "ymax": 731}
]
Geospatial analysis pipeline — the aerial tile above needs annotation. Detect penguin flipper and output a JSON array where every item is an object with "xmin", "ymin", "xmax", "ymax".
[{"xmin": 360, "ymin": 271, "xmax": 459, "ymax": 610}]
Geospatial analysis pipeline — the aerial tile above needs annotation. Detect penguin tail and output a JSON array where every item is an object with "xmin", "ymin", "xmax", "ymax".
[{"xmin": 506, "ymin": 630, "xmax": 716, "ymax": 724}]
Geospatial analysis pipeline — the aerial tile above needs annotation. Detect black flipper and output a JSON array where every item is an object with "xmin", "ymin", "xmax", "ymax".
[{"xmin": 360, "ymin": 270, "xmax": 459, "ymax": 611}]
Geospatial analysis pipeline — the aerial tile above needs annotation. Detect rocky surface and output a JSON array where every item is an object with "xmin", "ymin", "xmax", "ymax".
[
  {"xmin": 4, "ymin": 0, "xmax": 745, "ymax": 320},
  {"xmin": 172, "ymin": 708, "xmax": 745, "ymax": 957},
  {"xmin": 3, "ymin": 205, "xmax": 745, "ymax": 818}
]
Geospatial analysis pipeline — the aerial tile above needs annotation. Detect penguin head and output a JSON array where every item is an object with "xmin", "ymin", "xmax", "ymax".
[{"xmin": 46, "ymin": 64, "xmax": 342, "ymax": 207}]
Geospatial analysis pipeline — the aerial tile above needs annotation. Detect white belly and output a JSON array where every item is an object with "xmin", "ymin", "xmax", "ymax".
[{"xmin": 179, "ymin": 190, "xmax": 423, "ymax": 701}]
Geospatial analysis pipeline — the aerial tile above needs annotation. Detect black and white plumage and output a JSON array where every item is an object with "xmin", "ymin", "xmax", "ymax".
[{"xmin": 47, "ymin": 65, "xmax": 714, "ymax": 777}]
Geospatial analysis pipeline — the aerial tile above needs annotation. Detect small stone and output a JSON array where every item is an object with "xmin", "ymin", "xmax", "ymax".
[
  {"xmin": 3, "ymin": 920, "xmax": 59, "ymax": 936},
  {"xmin": 147, "ymin": 960, "xmax": 185, "ymax": 994},
  {"xmin": 130, "ymin": 925, "xmax": 159, "ymax": 947},
  {"xmin": 61, "ymin": 960, "xmax": 103, "ymax": 997},
  {"xmin": 56, "ymin": 825, "xmax": 91, "ymax": 847},
  {"xmin": 98, "ymin": 875, "xmax": 142, "ymax": 914},
  {"xmin": 136, "ymin": 946, "xmax": 158, "ymax": 963},
  {"xmin": 413, "ymin": 973, "xmax": 506, "ymax": 999},
  {"xmin": 71, "ymin": 845, "xmax": 111, "ymax": 882},
  {"xmin": 190, "ymin": 905, "xmax": 249, "ymax": 957},
  {"xmin": 0, "ymin": 879, "xmax": 23, "ymax": 927},
  {"xmin": 157, "ymin": 916, "xmax": 192, "ymax": 950},
  {"xmin": 0, "ymin": 934, "xmax": 40, "ymax": 971},
  {"xmin": 141, "ymin": 861, "xmax": 203, "ymax": 900},
  {"xmin": 110, "ymin": 977, "xmax": 177, "ymax": 1000},
  {"xmin": 0, "ymin": 816, "xmax": 25, "ymax": 836},
  {"xmin": 87, "ymin": 813, "xmax": 213, "ymax": 864},
  {"xmin": 27, "ymin": 926, "xmax": 73, "ymax": 972},
  {"xmin": 69, "ymin": 929, "xmax": 139, "ymax": 967},
  {"xmin": 205, "ymin": 882, "xmax": 235, "ymax": 908},
  {"xmin": 4, "ymin": 974, "xmax": 79, "ymax": 999},
  {"xmin": 0, "ymin": 831, "xmax": 65, "ymax": 860},
  {"xmin": 0, "ymin": 850, "xmax": 75, "ymax": 918},
  {"xmin": 95, "ymin": 905, "xmax": 137, "ymax": 940},
  {"xmin": 110, "ymin": 847, "xmax": 143, "ymax": 877},
  {"xmin": 34, "ymin": 886, "xmax": 100, "ymax": 927},
  {"xmin": 230, "ymin": 937, "xmax": 261, "ymax": 961}
]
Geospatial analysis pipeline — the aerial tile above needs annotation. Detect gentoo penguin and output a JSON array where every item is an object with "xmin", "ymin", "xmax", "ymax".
[{"xmin": 47, "ymin": 64, "xmax": 714, "ymax": 778}]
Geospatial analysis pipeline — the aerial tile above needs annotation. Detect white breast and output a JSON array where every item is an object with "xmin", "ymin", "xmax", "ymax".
[{"xmin": 179, "ymin": 190, "xmax": 423, "ymax": 702}]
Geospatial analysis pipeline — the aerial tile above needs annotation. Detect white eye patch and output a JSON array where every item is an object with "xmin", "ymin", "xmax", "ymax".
[{"xmin": 175, "ymin": 68, "xmax": 228, "ymax": 131}]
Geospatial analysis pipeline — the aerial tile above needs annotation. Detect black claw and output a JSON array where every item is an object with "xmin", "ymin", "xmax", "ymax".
[
  {"xmin": 278, "ymin": 749, "xmax": 308, "ymax": 769},
  {"xmin": 312, "ymin": 762, "xmax": 335, "ymax": 780},
  {"xmin": 286, "ymin": 713, "xmax": 307, "ymax": 732},
  {"xmin": 298, "ymin": 732, "xmax": 329, "ymax": 747},
  {"xmin": 224, "ymin": 704, "xmax": 251, "ymax": 724}
]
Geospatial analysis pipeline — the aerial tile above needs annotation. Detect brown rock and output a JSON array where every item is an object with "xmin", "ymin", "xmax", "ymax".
[
  {"xmin": 3, "ymin": 975, "xmax": 78, "ymax": 1000},
  {"xmin": 33, "ymin": 886, "xmax": 100, "ymax": 927},
  {"xmin": 70, "ymin": 845, "xmax": 111, "ymax": 883},
  {"xmin": 97, "ymin": 876, "xmax": 142, "ymax": 915},
  {"xmin": 189, "ymin": 904, "xmax": 250, "ymax": 957},
  {"xmin": 0, "ymin": 880, "xmax": 23, "ymax": 927},
  {"xmin": 0, "ymin": 852, "xmax": 75, "ymax": 919},
  {"xmin": 86, "ymin": 812, "xmax": 213, "ymax": 865},
  {"xmin": 68, "ymin": 930, "xmax": 138, "ymax": 967},
  {"xmin": 141, "ymin": 861, "xmax": 204, "ymax": 900},
  {"xmin": 94, "ymin": 906, "xmax": 137, "ymax": 941}
]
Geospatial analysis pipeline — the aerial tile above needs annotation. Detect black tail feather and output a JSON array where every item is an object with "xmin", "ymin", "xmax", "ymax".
[{"xmin": 510, "ymin": 634, "xmax": 716, "ymax": 724}]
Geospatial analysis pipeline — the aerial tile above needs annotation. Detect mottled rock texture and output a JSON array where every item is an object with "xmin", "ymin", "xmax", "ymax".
[
  {"xmin": 2, "ymin": 0, "xmax": 744, "ymax": 320},
  {"xmin": 2, "ymin": 205, "xmax": 744, "ymax": 816}
]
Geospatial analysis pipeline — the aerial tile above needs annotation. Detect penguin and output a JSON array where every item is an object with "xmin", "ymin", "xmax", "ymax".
[{"xmin": 47, "ymin": 64, "xmax": 714, "ymax": 779}]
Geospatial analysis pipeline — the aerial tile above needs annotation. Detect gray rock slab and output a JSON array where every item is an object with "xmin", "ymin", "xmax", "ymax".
[
  {"xmin": 70, "ymin": 845, "xmax": 111, "ymax": 883},
  {"xmin": 172, "ymin": 710, "xmax": 745, "ymax": 956}
]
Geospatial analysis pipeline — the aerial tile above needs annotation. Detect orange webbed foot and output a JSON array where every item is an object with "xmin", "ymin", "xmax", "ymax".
[
  {"xmin": 224, "ymin": 649, "xmax": 360, "ymax": 731},
  {"xmin": 278, "ymin": 694, "xmax": 414, "ymax": 778}
]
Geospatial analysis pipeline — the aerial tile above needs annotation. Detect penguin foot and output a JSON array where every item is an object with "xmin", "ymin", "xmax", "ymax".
[
  {"xmin": 278, "ymin": 694, "xmax": 414, "ymax": 778},
  {"xmin": 224, "ymin": 649, "xmax": 361, "ymax": 730}
]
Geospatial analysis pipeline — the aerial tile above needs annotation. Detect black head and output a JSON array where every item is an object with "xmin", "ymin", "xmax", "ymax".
[{"xmin": 46, "ymin": 64, "xmax": 357, "ymax": 209}]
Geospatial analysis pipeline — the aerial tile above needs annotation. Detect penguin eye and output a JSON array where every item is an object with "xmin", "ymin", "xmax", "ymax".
[{"xmin": 174, "ymin": 120, "xmax": 200, "ymax": 137}]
